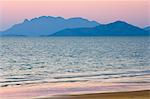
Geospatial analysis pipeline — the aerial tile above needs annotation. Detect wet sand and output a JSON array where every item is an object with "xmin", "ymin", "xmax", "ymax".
[{"xmin": 40, "ymin": 90, "xmax": 150, "ymax": 99}]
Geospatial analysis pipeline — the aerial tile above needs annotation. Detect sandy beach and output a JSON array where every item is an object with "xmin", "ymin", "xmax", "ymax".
[
  {"xmin": 0, "ymin": 75, "xmax": 150, "ymax": 99},
  {"xmin": 0, "ymin": 83, "xmax": 150, "ymax": 99}
]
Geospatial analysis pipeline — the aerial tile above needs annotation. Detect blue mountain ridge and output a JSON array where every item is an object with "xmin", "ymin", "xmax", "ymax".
[
  {"xmin": 51, "ymin": 21, "xmax": 149, "ymax": 36},
  {"xmin": 0, "ymin": 16, "xmax": 149, "ymax": 36},
  {"xmin": 0, "ymin": 16, "xmax": 99, "ymax": 36}
]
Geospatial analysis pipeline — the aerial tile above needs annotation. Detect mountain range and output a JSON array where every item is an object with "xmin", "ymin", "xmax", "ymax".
[
  {"xmin": 0, "ymin": 16, "xmax": 99, "ymax": 36},
  {"xmin": 52, "ymin": 21, "xmax": 149, "ymax": 36},
  {"xmin": 0, "ymin": 16, "xmax": 149, "ymax": 36}
]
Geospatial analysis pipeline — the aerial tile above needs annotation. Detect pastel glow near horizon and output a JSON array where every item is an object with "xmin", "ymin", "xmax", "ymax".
[{"xmin": 0, "ymin": 0, "xmax": 149, "ymax": 31}]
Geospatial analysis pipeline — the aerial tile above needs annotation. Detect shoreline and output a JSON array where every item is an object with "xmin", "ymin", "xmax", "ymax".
[
  {"xmin": 0, "ymin": 81, "xmax": 149, "ymax": 99},
  {"xmin": 0, "ymin": 75, "xmax": 150, "ymax": 99}
]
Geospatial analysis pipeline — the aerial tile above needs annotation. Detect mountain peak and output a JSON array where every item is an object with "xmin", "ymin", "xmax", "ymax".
[
  {"xmin": 67, "ymin": 17, "xmax": 92, "ymax": 22},
  {"xmin": 68, "ymin": 17, "xmax": 86, "ymax": 20},
  {"xmin": 111, "ymin": 20, "xmax": 128, "ymax": 25},
  {"xmin": 30, "ymin": 16, "xmax": 54, "ymax": 21},
  {"xmin": 28, "ymin": 16, "xmax": 66, "ymax": 22},
  {"xmin": 23, "ymin": 19, "xmax": 29, "ymax": 23},
  {"xmin": 106, "ymin": 20, "xmax": 136, "ymax": 28},
  {"xmin": 38, "ymin": 16, "xmax": 60, "ymax": 19}
]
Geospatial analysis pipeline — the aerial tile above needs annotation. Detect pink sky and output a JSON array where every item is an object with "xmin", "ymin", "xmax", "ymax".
[{"xmin": 0, "ymin": 0, "xmax": 149, "ymax": 30}]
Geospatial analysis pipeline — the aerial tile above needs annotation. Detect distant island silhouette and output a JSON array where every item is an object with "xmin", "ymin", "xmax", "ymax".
[{"xmin": 0, "ymin": 16, "xmax": 149, "ymax": 36}]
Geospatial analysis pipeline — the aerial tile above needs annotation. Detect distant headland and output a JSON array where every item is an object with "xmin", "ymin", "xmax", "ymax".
[{"xmin": 0, "ymin": 16, "xmax": 149, "ymax": 36}]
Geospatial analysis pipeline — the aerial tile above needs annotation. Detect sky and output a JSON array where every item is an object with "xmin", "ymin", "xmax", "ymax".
[{"xmin": 0, "ymin": 0, "xmax": 149, "ymax": 31}]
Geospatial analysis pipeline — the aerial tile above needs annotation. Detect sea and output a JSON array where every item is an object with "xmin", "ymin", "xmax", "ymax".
[{"xmin": 0, "ymin": 37, "xmax": 150, "ymax": 87}]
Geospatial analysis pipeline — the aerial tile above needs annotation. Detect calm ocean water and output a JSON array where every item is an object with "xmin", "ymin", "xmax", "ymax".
[{"xmin": 0, "ymin": 37, "xmax": 150, "ymax": 87}]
